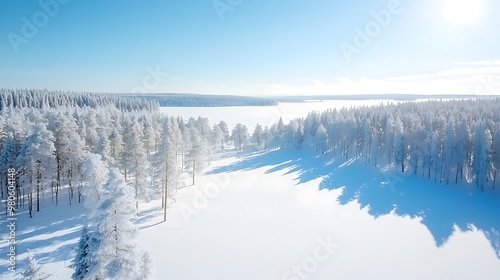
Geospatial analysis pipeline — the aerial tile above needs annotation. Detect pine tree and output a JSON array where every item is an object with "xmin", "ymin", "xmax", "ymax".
[
  {"xmin": 211, "ymin": 123, "xmax": 224, "ymax": 151},
  {"xmin": 218, "ymin": 121, "xmax": 230, "ymax": 147},
  {"xmin": 251, "ymin": 124, "xmax": 264, "ymax": 148},
  {"xmin": 492, "ymin": 124, "xmax": 500, "ymax": 189},
  {"xmin": 22, "ymin": 249, "xmax": 50, "ymax": 280},
  {"xmin": 95, "ymin": 134, "xmax": 113, "ymax": 167},
  {"xmin": 393, "ymin": 117, "xmax": 406, "ymax": 172},
  {"xmin": 188, "ymin": 125, "xmax": 207, "ymax": 185},
  {"xmin": 315, "ymin": 123, "xmax": 328, "ymax": 154},
  {"xmin": 230, "ymin": 123, "xmax": 250, "ymax": 150},
  {"xmin": 88, "ymin": 168, "xmax": 152, "ymax": 280},
  {"xmin": 122, "ymin": 117, "xmax": 150, "ymax": 206},
  {"xmin": 16, "ymin": 123, "xmax": 56, "ymax": 217},
  {"xmin": 109, "ymin": 119, "xmax": 124, "ymax": 166},
  {"xmin": 139, "ymin": 252, "xmax": 155, "ymax": 280},
  {"xmin": 0, "ymin": 132, "xmax": 17, "ymax": 199},
  {"xmin": 71, "ymin": 225, "xmax": 100, "ymax": 280},
  {"xmin": 384, "ymin": 115, "xmax": 394, "ymax": 163},
  {"xmin": 155, "ymin": 119, "xmax": 182, "ymax": 220},
  {"xmin": 443, "ymin": 121, "xmax": 456, "ymax": 184},
  {"xmin": 81, "ymin": 154, "xmax": 108, "ymax": 213}
]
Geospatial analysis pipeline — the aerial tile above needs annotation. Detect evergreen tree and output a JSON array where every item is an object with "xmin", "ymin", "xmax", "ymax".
[
  {"xmin": 251, "ymin": 124, "xmax": 264, "ymax": 148},
  {"xmin": 230, "ymin": 123, "xmax": 250, "ymax": 150},
  {"xmin": 88, "ymin": 168, "xmax": 152, "ymax": 280},
  {"xmin": 71, "ymin": 225, "xmax": 100, "ymax": 280},
  {"xmin": 16, "ymin": 123, "xmax": 56, "ymax": 217},
  {"xmin": 211, "ymin": 123, "xmax": 225, "ymax": 151},
  {"xmin": 22, "ymin": 249, "xmax": 50, "ymax": 280},
  {"xmin": 81, "ymin": 154, "xmax": 108, "ymax": 213}
]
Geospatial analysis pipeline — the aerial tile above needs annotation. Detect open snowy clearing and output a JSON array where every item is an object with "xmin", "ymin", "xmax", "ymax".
[
  {"xmin": 138, "ymin": 150, "xmax": 500, "ymax": 280},
  {"xmin": 5, "ymin": 149, "xmax": 499, "ymax": 279}
]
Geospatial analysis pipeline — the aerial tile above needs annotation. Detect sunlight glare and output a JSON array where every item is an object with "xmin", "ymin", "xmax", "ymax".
[{"xmin": 443, "ymin": 0, "xmax": 484, "ymax": 26}]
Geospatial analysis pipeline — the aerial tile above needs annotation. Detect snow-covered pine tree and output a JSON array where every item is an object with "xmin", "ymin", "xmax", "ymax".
[
  {"xmin": 230, "ymin": 123, "xmax": 250, "ymax": 150},
  {"xmin": 474, "ymin": 125, "xmax": 493, "ymax": 191},
  {"xmin": 139, "ymin": 252, "xmax": 155, "ymax": 280},
  {"xmin": 155, "ymin": 118, "xmax": 182, "ymax": 220},
  {"xmin": 218, "ymin": 120, "xmax": 230, "ymax": 147},
  {"xmin": 492, "ymin": 124, "xmax": 500, "ymax": 189},
  {"xmin": 81, "ymin": 154, "xmax": 108, "ymax": 213},
  {"xmin": 251, "ymin": 124, "xmax": 264, "ymax": 148},
  {"xmin": 88, "ymin": 168, "xmax": 153, "ymax": 280},
  {"xmin": 0, "ymin": 132, "xmax": 17, "ymax": 199},
  {"xmin": 71, "ymin": 225, "xmax": 100, "ymax": 280},
  {"xmin": 384, "ymin": 114, "xmax": 394, "ymax": 164},
  {"xmin": 262, "ymin": 126, "xmax": 271, "ymax": 150},
  {"xmin": 95, "ymin": 134, "xmax": 113, "ymax": 167},
  {"xmin": 83, "ymin": 111, "xmax": 100, "ymax": 153},
  {"xmin": 211, "ymin": 123, "xmax": 225, "ymax": 151},
  {"xmin": 22, "ymin": 249, "xmax": 50, "ymax": 280},
  {"xmin": 109, "ymin": 117, "xmax": 124, "ymax": 166},
  {"xmin": 16, "ymin": 123, "xmax": 56, "ymax": 217},
  {"xmin": 393, "ymin": 117, "xmax": 406, "ymax": 172},
  {"xmin": 122, "ymin": 116, "xmax": 151, "ymax": 207},
  {"xmin": 315, "ymin": 123, "xmax": 328, "ymax": 154},
  {"xmin": 370, "ymin": 126, "xmax": 380, "ymax": 167},
  {"xmin": 455, "ymin": 118, "xmax": 470, "ymax": 183},
  {"xmin": 443, "ymin": 121, "xmax": 456, "ymax": 184},
  {"xmin": 188, "ymin": 125, "xmax": 207, "ymax": 185}
]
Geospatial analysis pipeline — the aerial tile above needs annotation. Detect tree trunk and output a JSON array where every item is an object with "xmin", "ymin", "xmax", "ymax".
[
  {"xmin": 192, "ymin": 160, "xmax": 196, "ymax": 185},
  {"xmin": 55, "ymin": 182, "xmax": 59, "ymax": 206},
  {"xmin": 493, "ymin": 170, "xmax": 497, "ymax": 190},
  {"xmin": 78, "ymin": 182, "xmax": 82, "ymax": 203},
  {"xmin": 69, "ymin": 184, "xmax": 72, "ymax": 205},
  {"xmin": 56, "ymin": 155, "xmax": 61, "ymax": 195},
  {"xmin": 164, "ymin": 170, "xmax": 168, "ymax": 222},
  {"xmin": 182, "ymin": 151, "xmax": 185, "ymax": 172},
  {"xmin": 29, "ymin": 191, "xmax": 32, "ymax": 218},
  {"xmin": 36, "ymin": 170, "xmax": 40, "ymax": 212},
  {"xmin": 135, "ymin": 158, "xmax": 138, "ymax": 210}
]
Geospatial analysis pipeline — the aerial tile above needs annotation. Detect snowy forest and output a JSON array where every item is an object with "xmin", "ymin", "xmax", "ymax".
[
  {"xmin": 266, "ymin": 98, "xmax": 500, "ymax": 191},
  {"xmin": 1, "ymin": 89, "xmax": 500, "ymax": 279}
]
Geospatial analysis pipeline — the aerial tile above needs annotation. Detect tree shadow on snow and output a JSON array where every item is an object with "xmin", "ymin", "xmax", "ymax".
[
  {"xmin": 0, "ymin": 203, "xmax": 88, "ymax": 277},
  {"xmin": 208, "ymin": 149, "xmax": 500, "ymax": 258}
]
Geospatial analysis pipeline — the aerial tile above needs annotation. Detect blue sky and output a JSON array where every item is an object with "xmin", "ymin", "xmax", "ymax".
[{"xmin": 1, "ymin": 0, "xmax": 500, "ymax": 96}]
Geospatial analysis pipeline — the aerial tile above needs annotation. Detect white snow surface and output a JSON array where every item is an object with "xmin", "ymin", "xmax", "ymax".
[
  {"xmin": 159, "ymin": 100, "xmax": 387, "ymax": 129},
  {"xmin": 2, "ymin": 149, "xmax": 500, "ymax": 279},
  {"xmin": 138, "ymin": 151, "xmax": 500, "ymax": 280}
]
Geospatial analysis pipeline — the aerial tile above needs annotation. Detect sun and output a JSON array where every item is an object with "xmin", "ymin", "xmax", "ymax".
[{"xmin": 443, "ymin": 0, "xmax": 484, "ymax": 25}]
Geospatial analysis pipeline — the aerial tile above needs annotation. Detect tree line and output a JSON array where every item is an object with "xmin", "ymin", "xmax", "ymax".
[
  {"xmin": 0, "ymin": 90, "xmax": 247, "ymax": 219},
  {"xmin": 0, "ymin": 88, "xmax": 158, "ymax": 111},
  {"xmin": 250, "ymin": 98, "xmax": 500, "ymax": 191}
]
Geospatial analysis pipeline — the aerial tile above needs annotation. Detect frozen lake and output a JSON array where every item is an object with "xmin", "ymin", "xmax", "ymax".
[{"xmin": 159, "ymin": 100, "xmax": 389, "ymax": 129}]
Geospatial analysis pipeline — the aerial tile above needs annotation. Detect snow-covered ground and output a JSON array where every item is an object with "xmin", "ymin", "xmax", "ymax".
[
  {"xmin": 138, "ymin": 150, "xmax": 500, "ymax": 280},
  {"xmin": 4, "ymin": 149, "xmax": 499, "ymax": 279}
]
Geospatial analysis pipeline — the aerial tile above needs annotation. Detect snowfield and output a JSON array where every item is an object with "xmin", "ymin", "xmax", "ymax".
[
  {"xmin": 4, "ymin": 149, "xmax": 499, "ymax": 279},
  {"xmin": 138, "ymin": 150, "xmax": 500, "ymax": 280},
  {"xmin": 159, "ymin": 100, "xmax": 388, "ymax": 129}
]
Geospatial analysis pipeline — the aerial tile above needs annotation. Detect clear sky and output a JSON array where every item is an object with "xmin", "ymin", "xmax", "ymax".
[{"xmin": 1, "ymin": 0, "xmax": 500, "ymax": 96}]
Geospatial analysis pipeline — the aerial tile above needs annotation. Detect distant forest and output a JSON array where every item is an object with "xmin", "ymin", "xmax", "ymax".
[
  {"xmin": 122, "ymin": 93, "xmax": 499, "ymax": 107},
  {"xmin": 122, "ymin": 93, "xmax": 278, "ymax": 107}
]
